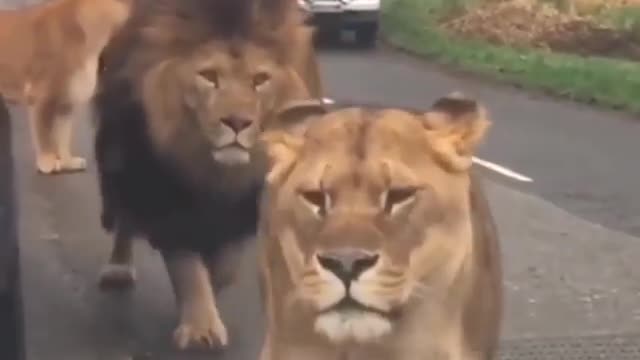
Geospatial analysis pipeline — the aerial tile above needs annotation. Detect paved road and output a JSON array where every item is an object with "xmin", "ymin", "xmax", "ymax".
[{"xmin": 4, "ymin": 40, "xmax": 640, "ymax": 359}]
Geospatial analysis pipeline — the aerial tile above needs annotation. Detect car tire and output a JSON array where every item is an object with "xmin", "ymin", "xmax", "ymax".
[{"xmin": 355, "ymin": 22, "xmax": 378, "ymax": 48}]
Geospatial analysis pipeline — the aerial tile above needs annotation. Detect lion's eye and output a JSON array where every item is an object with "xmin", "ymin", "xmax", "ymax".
[
  {"xmin": 383, "ymin": 187, "xmax": 417, "ymax": 214},
  {"xmin": 198, "ymin": 69, "xmax": 219, "ymax": 88},
  {"xmin": 299, "ymin": 190, "xmax": 329, "ymax": 217},
  {"xmin": 253, "ymin": 72, "xmax": 271, "ymax": 90}
]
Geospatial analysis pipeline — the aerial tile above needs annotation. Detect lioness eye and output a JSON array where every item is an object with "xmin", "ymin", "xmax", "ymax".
[
  {"xmin": 300, "ymin": 190, "xmax": 329, "ymax": 217},
  {"xmin": 253, "ymin": 72, "xmax": 271, "ymax": 90},
  {"xmin": 198, "ymin": 69, "xmax": 219, "ymax": 88},
  {"xmin": 383, "ymin": 187, "xmax": 417, "ymax": 214}
]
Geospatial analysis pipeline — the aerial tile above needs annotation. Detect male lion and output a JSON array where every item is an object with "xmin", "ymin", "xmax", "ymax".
[
  {"xmin": 0, "ymin": 0, "xmax": 133, "ymax": 174},
  {"xmin": 258, "ymin": 94, "xmax": 503, "ymax": 360},
  {"xmin": 94, "ymin": 0, "xmax": 323, "ymax": 351}
]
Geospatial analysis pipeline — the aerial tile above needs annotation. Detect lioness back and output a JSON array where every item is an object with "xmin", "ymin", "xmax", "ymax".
[
  {"xmin": 258, "ymin": 95, "xmax": 503, "ymax": 360},
  {"xmin": 0, "ymin": 0, "xmax": 132, "ymax": 103}
]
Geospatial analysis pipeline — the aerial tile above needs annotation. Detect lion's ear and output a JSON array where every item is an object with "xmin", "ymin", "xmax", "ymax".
[
  {"xmin": 261, "ymin": 99, "xmax": 326, "ymax": 184},
  {"xmin": 422, "ymin": 92, "xmax": 491, "ymax": 172}
]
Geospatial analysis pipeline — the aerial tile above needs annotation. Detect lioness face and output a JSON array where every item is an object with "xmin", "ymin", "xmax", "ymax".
[
  {"xmin": 262, "ymin": 95, "xmax": 491, "ymax": 343},
  {"xmin": 181, "ymin": 42, "xmax": 304, "ymax": 166}
]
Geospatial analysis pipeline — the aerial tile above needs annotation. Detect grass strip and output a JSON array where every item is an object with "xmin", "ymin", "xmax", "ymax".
[{"xmin": 381, "ymin": 0, "xmax": 640, "ymax": 114}]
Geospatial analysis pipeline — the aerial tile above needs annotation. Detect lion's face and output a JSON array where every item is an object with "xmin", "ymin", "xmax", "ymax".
[
  {"xmin": 261, "ymin": 95, "xmax": 491, "ymax": 343},
  {"xmin": 184, "ymin": 42, "xmax": 305, "ymax": 166},
  {"xmin": 141, "ymin": 40, "xmax": 310, "ymax": 172}
]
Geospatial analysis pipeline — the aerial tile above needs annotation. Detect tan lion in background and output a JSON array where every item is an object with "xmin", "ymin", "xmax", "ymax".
[
  {"xmin": 0, "ymin": 0, "xmax": 133, "ymax": 174},
  {"xmin": 258, "ymin": 94, "xmax": 504, "ymax": 360}
]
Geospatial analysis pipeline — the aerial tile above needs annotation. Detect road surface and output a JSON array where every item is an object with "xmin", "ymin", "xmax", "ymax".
[{"xmin": 2, "ymin": 38, "xmax": 640, "ymax": 360}]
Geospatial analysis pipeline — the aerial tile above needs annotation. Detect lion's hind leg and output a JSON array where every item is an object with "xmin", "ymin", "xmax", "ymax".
[
  {"xmin": 28, "ymin": 95, "xmax": 87, "ymax": 174},
  {"xmin": 163, "ymin": 250, "xmax": 229, "ymax": 350},
  {"xmin": 99, "ymin": 221, "xmax": 137, "ymax": 290},
  {"xmin": 52, "ymin": 103, "xmax": 87, "ymax": 172},
  {"xmin": 27, "ymin": 99, "xmax": 61, "ymax": 174}
]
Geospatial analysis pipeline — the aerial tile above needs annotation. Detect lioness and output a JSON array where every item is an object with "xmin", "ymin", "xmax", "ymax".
[
  {"xmin": 0, "ymin": 0, "xmax": 133, "ymax": 174},
  {"xmin": 258, "ymin": 94, "xmax": 503, "ymax": 360},
  {"xmin": 94, "ymin": 0, "xmax": 323, "ymax": 351}
]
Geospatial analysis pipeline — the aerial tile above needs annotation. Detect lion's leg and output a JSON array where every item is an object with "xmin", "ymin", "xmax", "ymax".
[
  {"xmin": 51, "ymin": 103, "xmax": 87, "ymax": 172},
  {"xmin": 27, "ymin": 100, "xmax": 60, "ymax": 174},
  {"xmin": 259, "ymin": 335, "xmax": 273, "ymax": 360},
  {"xmin": 163, "ymin": 250, "xmax": 229, "ymax": 350},
  {"xmin": 99, "ymin": 222, "xmax": 136, "ymax": 290},
  {"xmin": 205, "ymin": 243, "xmax": 245, "ymax": 291}
]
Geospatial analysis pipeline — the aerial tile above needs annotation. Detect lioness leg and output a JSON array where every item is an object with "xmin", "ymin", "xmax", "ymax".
[
  {"xmin": 28, "ymin": 99, "xmax": 59, "ymax": 174},
  {"xmin": 163, "ymin": 250, "xmax": 228, "ymax": 350},
  {"xmin": 51, "ymin": 56, "xmax": 101, "ymax": 172},
  {"xmin": 52, "ymin": 103, "xmax": 87, "ymax": 172},
  {"xmin": 28, "ymin": 96, "xmax": 87, "ymax": 174},
  {"xmin": 99, "ymin": 222, "xmax": 136, "ymax": 290}
]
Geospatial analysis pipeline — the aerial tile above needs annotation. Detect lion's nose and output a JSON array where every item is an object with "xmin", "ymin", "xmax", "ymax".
[
  {"xmin": 221, "ymin": 116, "xmax": 253, "ymax": 133},
  {"xmin": 316, "ymin": 249, "xmax": 379, "ymax": 283}
]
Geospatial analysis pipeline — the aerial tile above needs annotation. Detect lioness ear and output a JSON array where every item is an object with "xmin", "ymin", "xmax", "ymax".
[
  {"xmin": 261, "ymin": 99, "xmax": 327, "ymax": 184},
  {"xmin": 423, "ymin": 92, "xmax": 491, "ymax": 172}
]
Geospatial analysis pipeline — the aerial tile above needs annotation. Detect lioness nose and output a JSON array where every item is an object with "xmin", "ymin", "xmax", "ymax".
[
  {"xmin": 221, "ymin": 116, "xmax": 253, "ymax": 133},
  {"xmin": 316, "ymin": 249, "xmax": 379, "ymax": 283}
]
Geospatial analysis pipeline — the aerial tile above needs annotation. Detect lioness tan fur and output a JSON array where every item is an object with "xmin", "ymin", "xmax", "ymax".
[
  {"xmin": 0, "ymin": 0, "xmax": 132, "ymax": 174},
  {"xmin": 94, "ymin": 0, "xmax": 324, "ymax": 350},
  {"xmin": 258, "ymin": 94, "xmax": 503, "ymax": 360}
]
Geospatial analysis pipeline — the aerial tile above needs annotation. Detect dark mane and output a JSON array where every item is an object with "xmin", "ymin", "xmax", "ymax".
[{"xmin": 93, "ymin": 0, "xmax": 308, "ymax": 253}]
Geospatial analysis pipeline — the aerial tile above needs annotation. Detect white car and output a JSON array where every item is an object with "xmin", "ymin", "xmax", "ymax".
[{"xmin": 298, "ymin": 0, "xmax": 380, "ymax": 47}]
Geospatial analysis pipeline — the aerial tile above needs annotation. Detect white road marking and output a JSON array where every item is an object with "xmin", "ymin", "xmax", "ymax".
[
  {"xmin": 472, "ymin": 157, "xmax": 533, "ymax": 183},
  {"xmin": 322, "ymin": 97, "xmax": 532, "ymax": 183}
]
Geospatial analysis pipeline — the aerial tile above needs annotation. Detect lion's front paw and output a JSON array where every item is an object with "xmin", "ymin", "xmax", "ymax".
[
  {"xmin": 37, "ymin": 155, "xmax": 87, "ymax": 174},
  {"xmin": 98, "ymin": 264, "xmax": 136, "ymax": 290},
  {"xmin": 36, "ymin": 154, "xmax": 62, "ymax": 174},
  {"xmin": 173, "ymin": 310, "xmax": 229, "ymax": 350},
  {"xmin": 59, "ymin": 156, "xmax": 87, "ymax": 172}
]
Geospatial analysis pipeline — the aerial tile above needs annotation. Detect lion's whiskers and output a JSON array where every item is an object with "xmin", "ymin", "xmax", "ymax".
[
  {"xmin": 301, "ymin": 277, "xmax": 327, "ymax": 288},
  {"xmin": 408, "ymin": 281, "xmax": 435, "ymax": 301},
  {"xmin": 302, "ymin": 268, "xmax": 317, "ymax": 278},
  {"xmin": 367, "ymin": 276, "xmax": 406, "ymax": 288}
]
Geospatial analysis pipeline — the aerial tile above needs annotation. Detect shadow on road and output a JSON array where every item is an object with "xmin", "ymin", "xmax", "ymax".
[
  {"xmin": 313, "ymin": 30, "xmax": 379, "ymax": 54},
  {"xmin": 0, "ymin": 98, "xmax": 24, "ymax": 360}
]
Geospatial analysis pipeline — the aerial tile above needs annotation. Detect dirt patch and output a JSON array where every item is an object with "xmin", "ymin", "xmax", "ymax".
[{"xmin": 442, "ymin": 0, "xmax": 640, "ymax": 61}]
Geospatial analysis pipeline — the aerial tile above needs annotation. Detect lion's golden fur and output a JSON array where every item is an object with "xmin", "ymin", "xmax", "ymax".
[
  {"xmin": 0, "ymin": 0, "xmax": 132, "ymax": 174},
  {"xmin": 94, "ymin": 0, "xmax": 325, "ymax": 350},
  {"xmin": 97, "ymin": 0, "xmax": 323, "ymax": 187},
  {"xmin": 258, "ymin": 94, "xmax": 503, "ymax": 360}
]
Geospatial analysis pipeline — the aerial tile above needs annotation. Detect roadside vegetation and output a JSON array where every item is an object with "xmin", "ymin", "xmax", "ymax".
[{"xmin": 381, "ymin": 0, "xmax": 640, "ymax": 114}]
